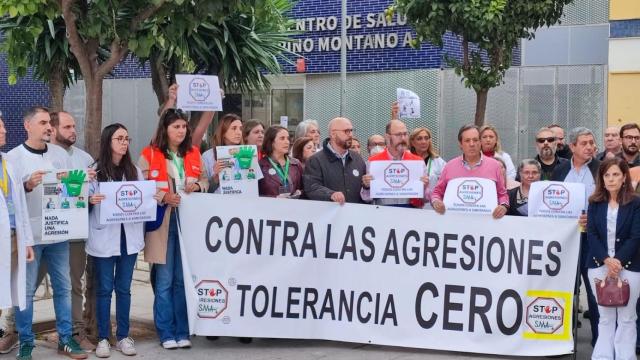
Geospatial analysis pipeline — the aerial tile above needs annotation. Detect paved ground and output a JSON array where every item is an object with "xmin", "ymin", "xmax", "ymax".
[{"xmin": 1, "ymin": 269, "xmax": 596, "ymax": 360}]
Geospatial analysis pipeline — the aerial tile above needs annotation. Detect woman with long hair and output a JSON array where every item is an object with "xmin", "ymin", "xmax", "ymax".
[
  {"xmin": 587, "ymin": 157, "xmax": 640, "ymax": 359},
  {"xmin": 88, "ymin": 124, "xmax": 145, "ymax": 357},
  {"xmin": 242, "ymin": 120, "xmax": 265, "ymax": 160},
  {"xmin": 139, "ymin": 109, "xmax": 208, "ymax": 350},
  {"xmin": 258, "ymin": 126, "xmax": 303, "ymax": 198},
  {"xmin": 202, "ymin": 114, "xmax": 244, "ymax": 193},
  {"xmin": 506, "ymin": 159, "xmax": 541, "ymax": 216},
  {"xmin": 409, "ymin": 127, "xmax": 446, "ymax": 203},
  {"xmin": 479, "ymin": 124, "xmax": 516, "ymax": 180},
  {"xmin": 291, "ymin": 136, "xmax": 316, "ymax": 169}
]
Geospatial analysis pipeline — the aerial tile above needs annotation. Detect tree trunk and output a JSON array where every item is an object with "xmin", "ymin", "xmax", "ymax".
[
  {"xmin": 83, "ymin": 78, "xmax": 104, "ymax": 158},
  {"xmin": 49, "ymin": 68, "xmax": 65, "ymax": 112},
  {"xmin": 150, "ymin": 54, "xmax": 169, "ymax": 107},
  {"xmin": 474, "ymin": 88, "xmax": 489, "ymax": 127}
]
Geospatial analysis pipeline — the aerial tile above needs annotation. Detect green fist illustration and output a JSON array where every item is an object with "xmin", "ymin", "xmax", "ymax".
[
  {"xmin": 61, "ymin": 170, "xmax": 86, "ymax": 197},
  {"xmin": 233, "ymin": 146, "xmax": 255, "ymax": 169}
]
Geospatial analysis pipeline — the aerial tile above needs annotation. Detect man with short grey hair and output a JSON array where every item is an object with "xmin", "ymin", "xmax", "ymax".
[
  {"xmin": 304, "ymin": 117, "xmax": 366, "ymax": 204},
  {"xmin": 551, "ymin": 126, "xmax": 600, "ymax": 347}
]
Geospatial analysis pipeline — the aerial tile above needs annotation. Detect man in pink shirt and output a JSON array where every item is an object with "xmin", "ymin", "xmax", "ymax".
[{"xmin": 431, "ymin": 124, "xmax": 509, "ymax": 219}]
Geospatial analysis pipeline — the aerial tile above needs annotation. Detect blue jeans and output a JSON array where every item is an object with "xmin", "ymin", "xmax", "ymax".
[
  {"xmin": 94, "ymin": 227, "xmax": 138, "ymax": 341},
  {"xmin": 152, "ymin": 213, "xmax": 189, "ymax": 342},
  {"xmin": 15, "ymin": 241, "xmax": 72, "ymax": 344}
]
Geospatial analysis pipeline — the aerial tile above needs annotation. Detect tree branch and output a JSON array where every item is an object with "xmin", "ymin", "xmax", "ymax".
[
  {"xmin": 462, "ymin": 37, "xmax": 470, "ymax": 73},
  {"xmin": 95, "ymin": 40, "xmax": 127, "ymax": 79},
  {"xmin": 61, "ymin": 0, "xmax": 93, "ymax": 81},
  {"xmin": 130, "ymin": 1, "xmax": 167, "ymax": 33}
]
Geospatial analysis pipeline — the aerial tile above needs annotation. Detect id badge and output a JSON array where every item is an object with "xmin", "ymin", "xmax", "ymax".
[{"xmin": 278, "ymin": 185, "xmax": 290, "ymax": 195}]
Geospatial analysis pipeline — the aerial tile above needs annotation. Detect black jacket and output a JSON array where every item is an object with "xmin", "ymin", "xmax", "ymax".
[
  {"xmin": 550, "ymin": 157, "xmax": 600, "ymax": 182},
  {"xmin": 303, "ymin": 138, "xmax": 366, "ymax": 204}
]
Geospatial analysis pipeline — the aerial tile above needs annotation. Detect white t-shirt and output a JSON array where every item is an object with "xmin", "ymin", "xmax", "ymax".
[{"xmin": 6, "ymin": 143, "xmax": 72, "ymax": 244}]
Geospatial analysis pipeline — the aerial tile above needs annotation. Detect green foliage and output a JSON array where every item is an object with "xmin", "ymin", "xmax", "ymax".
[
  {"xmin": 141, "ymin": 0, "xmax": 297, "ymax": 92},
  {"xmin": 0, "ymin": 14, "xmax": 81, "ymax": 86},
  {"xmin": 390, "ymin": 0, "xmax": 573, "ymax": 92}
]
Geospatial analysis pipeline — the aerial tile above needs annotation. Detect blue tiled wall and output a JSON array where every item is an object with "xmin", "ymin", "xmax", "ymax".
[
  {"xmin": 610, "ymin": 19, "xmax": 640, "ymax": 38},
  {"xmin": 0, "ymin": 52, "xmax": 49, "ymax": 151},
  {"xmin": 281, "ymin": 0, "xmax": 520, "ymax": 74}
]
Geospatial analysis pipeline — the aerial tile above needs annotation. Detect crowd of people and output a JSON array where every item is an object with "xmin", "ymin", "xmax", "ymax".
[{"xmin": 0, "ymin": 100, "xmax": 639, "ymax": 360}]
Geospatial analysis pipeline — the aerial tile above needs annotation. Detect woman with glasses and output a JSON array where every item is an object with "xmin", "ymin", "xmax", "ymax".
[
  {"xmin": 506, "ymin": 159, "xmax": 541, "ymax": 216},
  {"xmin": 409, "ymin": 128, "xmax": 446, "ymax": 207},
  {"xmin": 87, "ymin": 124, "xmax": 145, "ymax": 357},
  {"xmin": 139, "ymin": 109, "xmax": 208, "ymax": 350},
  {"xmin": 258, "ymin": 126, "xmax": 304, "ymax": 198},
  {"xmin": 586, "ymin": 157, "xmax": 640, "ymax": 360},
  {"xmin": 479, "ymin": 125, "xmax": 516, "ymax": 180}
]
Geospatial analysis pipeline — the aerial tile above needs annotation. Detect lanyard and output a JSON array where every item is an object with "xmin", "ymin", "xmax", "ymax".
[
  {"xmin": 425, "ymin": 157, "xmax": 432, "ymax": 176},
  {"xmin": 268, "ymin": 157, "xmax": 290, "ymax": 186},
  {"xmin": 169, "ymin": 151, "xmax": 185, "ymax": 181},
  {"xmin": 0, "ymin": 158, "xmax": 7, "ymax": 197}
]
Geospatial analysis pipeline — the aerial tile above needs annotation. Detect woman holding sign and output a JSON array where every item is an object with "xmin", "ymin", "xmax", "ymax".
[
  {"xmin": 202, "ymin": 113, "xmax": 243, "ymax": 193},
  {"xmin": 87, "ymin": 123, "xmax": 144, "ymax": 357},
  {"xmin": 587, "ymin": 157, "xmax": 640, "ymax": 360},
  {"xmin": 258, "ymin": 126, "xmax": 304, "ymax": 198},
  {"xmin": 139, "ymin": 109, "xmax": 208, "ymax": 350}
]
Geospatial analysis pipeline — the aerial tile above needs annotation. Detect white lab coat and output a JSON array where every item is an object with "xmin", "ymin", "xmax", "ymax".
[
  {"xmin": 85, "ymin": 168, "xmax": 145, "ymax": 258},
  {"xmin": 0, "ymin": 157, "xmax": 34, "ymax": 310}
]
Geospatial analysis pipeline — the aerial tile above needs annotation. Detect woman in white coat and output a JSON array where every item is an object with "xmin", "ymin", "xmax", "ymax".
[
  {"xmin": 87, "ymin": 124, "xmax": 145, "ymax": 358},
  {"xmin": 0, "ymin": 116, "xmax": 34, "ymax": 313}
]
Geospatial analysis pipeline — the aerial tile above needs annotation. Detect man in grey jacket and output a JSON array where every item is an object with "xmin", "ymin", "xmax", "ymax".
[{"xmin": 303, "ymin": 117, "xmax": 366, "ymax": 204}]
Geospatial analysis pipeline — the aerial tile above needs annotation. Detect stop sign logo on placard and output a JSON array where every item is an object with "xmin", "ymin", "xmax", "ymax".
[
  {"xmin": 115, "ymin": 184, "xmax": 143, "ymax": 212},
  {"xmin": 384, "ymin": 163, "xmax": 410, "ymax": 188}
]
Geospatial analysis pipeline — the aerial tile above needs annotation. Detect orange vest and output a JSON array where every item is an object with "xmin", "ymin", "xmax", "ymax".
[
  {"xmin": 141, "ymin": 145, "xmax": 202, "ymax": 192},
  {"xmin": 368, "ymin": 148, "xmax": 425, "ymax": 207}
]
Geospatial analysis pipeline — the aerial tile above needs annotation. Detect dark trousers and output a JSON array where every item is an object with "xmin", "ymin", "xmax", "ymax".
[{"xmin": 580, "ymin": 233, "xmax": 599, "ymax": 346}]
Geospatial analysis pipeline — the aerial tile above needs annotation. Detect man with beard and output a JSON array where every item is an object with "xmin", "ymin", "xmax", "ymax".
[
  {"xmin": 430, "ymin": 124, "xmax": 509, "ymax": 219},
  {"xmin": 549, "ymin": 124, "xmax": 573, "ymax": 159},
  {"xmin": 304, "ymin": 117, "xmax": 366, "ymax": 204},
  {"xmin": 6, "ymin": 107, "xmax": 87, "ymax": 360},
  {"xmin": 361, "ymin": 120, "xmax": 429, "ymax": 207},
  {"xmin": 49, "ymin": 112, "xmax": 95, "ymax": 351},
  {"xmin": 619, "ymin": 123, "xmax": 640, "ymax": 168},
  {"xmin": 534, "ymin": 127, "xmax": 568, "ymax": 180},
  {"xmin": 596, "ymin": 126, "xmax": 622, "ymax": 161}
]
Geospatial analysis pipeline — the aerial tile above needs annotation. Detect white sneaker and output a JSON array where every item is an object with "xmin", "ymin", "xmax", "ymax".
[
  {"xmin": 116, "ymin": 337, "xmax": 137, "ymax": 356},
  {"xmin": 95, "ymin": 339, "xmax": 111, "ymax": 358},
  {"xmin": 161, "ymin": 340, "xmax": 178, "ymax": 350},
  {"xmin": 177, "ymin": 339, "xmax": 192, "ymax": 349}
]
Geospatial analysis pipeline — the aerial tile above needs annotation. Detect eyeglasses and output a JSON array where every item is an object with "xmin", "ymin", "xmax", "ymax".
[
  {"xmin": 389, "ymin": 132, "xmax": 409, "ymax": 138},
  {"xmin": 536, "ymin": 137, "xmax": 556, "ymax": 144},
  {"xmin": 623, "ymin": 135, "xmax": 640, "ymax": 141},
  {"xmin": 112, "ymin": 136, "xmax": 131, "ymax": 144},
  {"xmin": 333, "ymin": 128, "xmax": 354, "ymax": 135}
]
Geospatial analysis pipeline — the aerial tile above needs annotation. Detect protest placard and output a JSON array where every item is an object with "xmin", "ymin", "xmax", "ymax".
[
  {"xmin": 369, "ymin": 160, "xmax": 424, "ymax": 198},
  {"xmin": 176, "ymin": 74, "xmax": 223, "ymax": 111},
  {"xmin": 41, "ymin": 169, "xmax": 88, "ymax": 241},
  {"xmin": 98, "ymin": 180, "xmax": 157, "ymax": 225}
]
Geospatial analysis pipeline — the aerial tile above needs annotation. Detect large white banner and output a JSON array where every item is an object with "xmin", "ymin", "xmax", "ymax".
[{"xmin": 178, "ymin": 194, "xmax": 580, "ymax": 357}]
